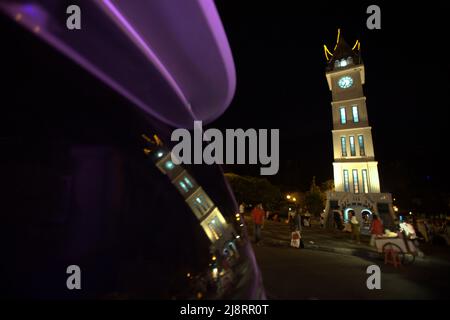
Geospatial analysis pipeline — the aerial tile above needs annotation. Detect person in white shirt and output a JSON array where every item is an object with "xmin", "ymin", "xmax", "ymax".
[{"xmin": 349, "ymin": 210, "xmax": 361, "ymax": 244}]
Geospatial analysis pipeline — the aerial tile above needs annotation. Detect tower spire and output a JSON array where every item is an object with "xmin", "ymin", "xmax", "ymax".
[{"xmin": 323, "ymin": 29, "xmax": 361, "ymax": 70}]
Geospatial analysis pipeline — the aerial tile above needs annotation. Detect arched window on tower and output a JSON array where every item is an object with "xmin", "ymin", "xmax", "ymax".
[{"xmin": 347, "ymin": 56, "xmax": 353, "ymax": 66}]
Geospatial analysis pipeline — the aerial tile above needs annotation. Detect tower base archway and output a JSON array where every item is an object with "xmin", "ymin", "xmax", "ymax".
[{"xmin": 324, "ymin": 191, "xmax": 396, "ymax": 234}]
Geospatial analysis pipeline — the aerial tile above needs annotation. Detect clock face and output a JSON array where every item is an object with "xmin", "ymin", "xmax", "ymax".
[{"xmin": 338, "ymin": 76, "xmax": 353, "ymax": 89}]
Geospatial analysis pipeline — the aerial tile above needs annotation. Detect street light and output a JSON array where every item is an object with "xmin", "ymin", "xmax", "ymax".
[
  {"xmin": 286, "ymin": 195, "xmax": 291, "ymax": 200},
  {"xmin": 293, "ymin": 197, "xmax": 297, "ymax": 202}
]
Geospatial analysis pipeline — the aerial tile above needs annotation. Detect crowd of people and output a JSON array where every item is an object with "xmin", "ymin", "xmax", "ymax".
[
  {"xmin": 240, "ymin": 202, "xmax": 450, "ymax": 248},
  {"xmin": 412, "ymin": 218, "xmax": 449, "ymax": 245}
]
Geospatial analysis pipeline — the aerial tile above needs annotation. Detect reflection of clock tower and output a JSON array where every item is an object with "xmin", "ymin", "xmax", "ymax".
[{"xmin": 323, "ymin": 30, "xmax": 395, "ymax": 231}]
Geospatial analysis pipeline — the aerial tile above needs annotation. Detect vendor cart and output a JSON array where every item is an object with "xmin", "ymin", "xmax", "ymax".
[{"xmin": 374, "ymin": 233, "xmax": 418, "ymax": 265}]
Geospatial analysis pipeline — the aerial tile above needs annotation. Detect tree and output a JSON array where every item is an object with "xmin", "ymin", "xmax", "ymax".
[
  {"xmin": 321, "ymin": 179, "xmax": 335, "ymax": 193},
  {"xmin": 304, "ymin": 176, "xmax": 325, "ymax": 216},
  {"xmin": 225, "ymin": 173, "xmax": 281, "ymax": 211}
]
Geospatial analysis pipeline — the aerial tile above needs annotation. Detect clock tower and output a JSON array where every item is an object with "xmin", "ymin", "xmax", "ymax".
[{"xmin": 323, "ymin": 30, "xmax": 395, "ymax": 231}]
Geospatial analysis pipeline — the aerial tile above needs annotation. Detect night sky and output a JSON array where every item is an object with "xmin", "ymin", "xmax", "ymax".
[
  {"xmin": 212, "ymin": 1, "xmax": 450, "ymax": 207},
  {"xmin": 2, "ymin": 1, "xmax": 450, "ymax": 213}
]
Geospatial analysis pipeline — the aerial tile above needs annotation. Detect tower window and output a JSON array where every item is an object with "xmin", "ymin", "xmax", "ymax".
[
  {"xmin": 164, "ymin": 160, "xmax": 175, "ymax": 170},
  {"xmin": 352, "ymin": 169, "xmax": 360, "ymax": 194},
  {"xmin": 362, "ymin": 169, "xmax": 369, "ymax": 193},
  {"xmin": 358, "ymin": 135, "xmax": 365, "ymax": 156},
  {"xmin": 179, "ymin": 181, "xmax": 189, "ymax": 193},
  {"xmin": 352, "ymin": 105, "xmax": 359, "ymax": 123},
  {"xmin": 339, "ymin": 107, "xmax": 347, "ymax": 124},
  {"xmin": 343, "ymin": 170, "xmax": 350, "ymax": 192},
  {"xmin": 187, "ymin": 189, "xmax": 214, "ymax": 220},
  {"xmin": 184, "ymin": 177, "xmax": 194, "ymax": 188},
  {"xmin": 349, "ymin": 136, "xmax": 356, "ymax": 156},
  {"xmin": 341, "ymin": 136, "xmax": 347, "ymax": 157}
]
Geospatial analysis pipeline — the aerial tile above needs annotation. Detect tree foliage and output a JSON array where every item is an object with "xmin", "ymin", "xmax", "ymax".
[
  {"xmin": 225, "ymin": 173, "xmax": 281, "ymax": 211},
  {"xmin": 305, "ymin": 176, "xmax": 325, "ymax": 216}
]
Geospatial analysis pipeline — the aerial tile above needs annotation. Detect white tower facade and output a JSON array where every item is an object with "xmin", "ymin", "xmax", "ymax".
[{"xmin": 323, "ymin": 30, "xmax": 395, "ymax": 231}]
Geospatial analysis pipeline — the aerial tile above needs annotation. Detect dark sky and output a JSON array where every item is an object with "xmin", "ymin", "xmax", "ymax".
[
  {"xmin": 212, "ymin": 1, "xmax": 450, "ymax": 196},
  {"xmin": 2, "ymin": 1, "xmax": 450, "ymax": 212}
]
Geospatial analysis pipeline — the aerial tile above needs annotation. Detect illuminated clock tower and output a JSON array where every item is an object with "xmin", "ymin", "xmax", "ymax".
[{"xmin": 323, "ymin": 30, "xmax": 395, "ymax": 231}]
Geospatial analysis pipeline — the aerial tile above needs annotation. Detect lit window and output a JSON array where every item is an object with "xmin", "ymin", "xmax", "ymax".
[
  {"xmin": 340, "ymin": 59, "xmax": 347, "ymax": 67},
  {"xmin": 352, "ymin": 105, "xmax": 359, "ymax": 123},
  {"xmin": 188, "ymin": 189, "xmax": 214, "ymax": 219},
  {"xmin": 200, "ymin": 208, "xmax": 228, "ymax": 243},
  {"xmin": 194, "ymin": 195, "xmax": 209, "ymax": 212},
  {"xmin": 184, "ymin": 177, "xmax": 193, "ymax": 188},
  {"xmin": 362, "ymin": 169, "xmax": 369, "ymax": 193},
  {"xmin": 339, "ymin": 107, "xmax": 346, "ymax": 124},
  {"xmin": 341, "ymin": 136, "xmax": 347, "ymax": 157},
  {"xmin": 175, "ymin": 173, "xmax": 197, "ymax": 195},
  {"xmin": 164, "ymin": 160, "xmax": 174, "ymax": 170},
  {"xmin": 343, "ymin": 170, "xmax": 350, "ymax": 192},
  {"xmin": 179, "ymin": 181, "xmax": 189, "ymax": 193},
  {"xmin": 349, "ymin": 136, "xmax": 356, "ymax": 156},
  {"xmin": 358, "ymin": 135, "xmax": 365, "ymax": 156},
  {"xmin": 352, "ymin": 169, "xmax": 359, "ymax": 194}
]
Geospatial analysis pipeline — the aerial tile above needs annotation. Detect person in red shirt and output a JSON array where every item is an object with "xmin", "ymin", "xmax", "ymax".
[
  {"xmin": 370, "ymin": 214, "xmax": 384, "ymax": 246},
  {"xmin": 251, "ymin": 203, "xmax": 265, "ymax": 245}
]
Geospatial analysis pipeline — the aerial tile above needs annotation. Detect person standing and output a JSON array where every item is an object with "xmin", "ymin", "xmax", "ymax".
[
  {"xmin": 369, "ymin": 214, "xmax": 384, "ymax": 246},
  {"xmin": 239, "ymin": 202, "xmax": 245, "ymax": 215},
  {"xmin": 293, "ymin": 211, "xmax": 302, "ymax": 232},
  {"xmin": 320, "ymin": 212, "xmax": 325, "ymax": 228},
  {"xmin": 349, "ymin": 210, "xmax": 361, "ymax": 244},
  {"xmin": 251, "ymin": 203, "xmax": 265, "ymax": 245},
  {"xmin": 333, "ymin": 211, "xmax": 342, "ymax": 230},
  {"xmin": 291, "ymin": 211, "xmax": 303, "ymax": 248},
  {"xmin": 417, "ymin": 219, "xmax": 429, "ymax": 243}
]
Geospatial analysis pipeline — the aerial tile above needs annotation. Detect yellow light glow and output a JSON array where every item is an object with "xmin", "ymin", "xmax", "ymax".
[
  {"xmin": 143, "ymin": 148, "xmax": 151, "ymax": 155},
  {"xmin": 323, "ymin": 45, "xmax": 333, "ymax": 61},
  {"xmin": 212, "ymin": 255, "xmax": 216, "ymax": 261},
  {"xmin": 286, "ymin": 195, "xmax": 291, "ymax": 200},
  {"xmin": 141, "ymin": 134, "xmax": 152, "ymax": 143},
  {"xmin": 352, "ymin": 40, "xmax": 359, "ymax": 51},
  {"xmin": 187, "ymin": 273, "xmax": 191, "ymax": 277},
  {"xmin": 293, "ymin": 197, "xmax": 297, "ymax": 202},
  {"xmin": 334, "ymin": 28, "xmax": 341, "ymax": 51},
  {"xmin": 153, "ymin": 134, "xmax": 163, "ymax": 146}
]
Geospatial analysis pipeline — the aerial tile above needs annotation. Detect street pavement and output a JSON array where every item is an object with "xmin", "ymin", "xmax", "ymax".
[{"xmin": 245, "ymin": 217, "xmax": 450, "ymax": 299}]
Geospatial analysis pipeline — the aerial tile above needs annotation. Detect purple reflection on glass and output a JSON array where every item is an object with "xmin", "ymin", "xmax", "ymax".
[{"xmin": 1, "ymin": 0, "xmax": 236, "ymax": 128}]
